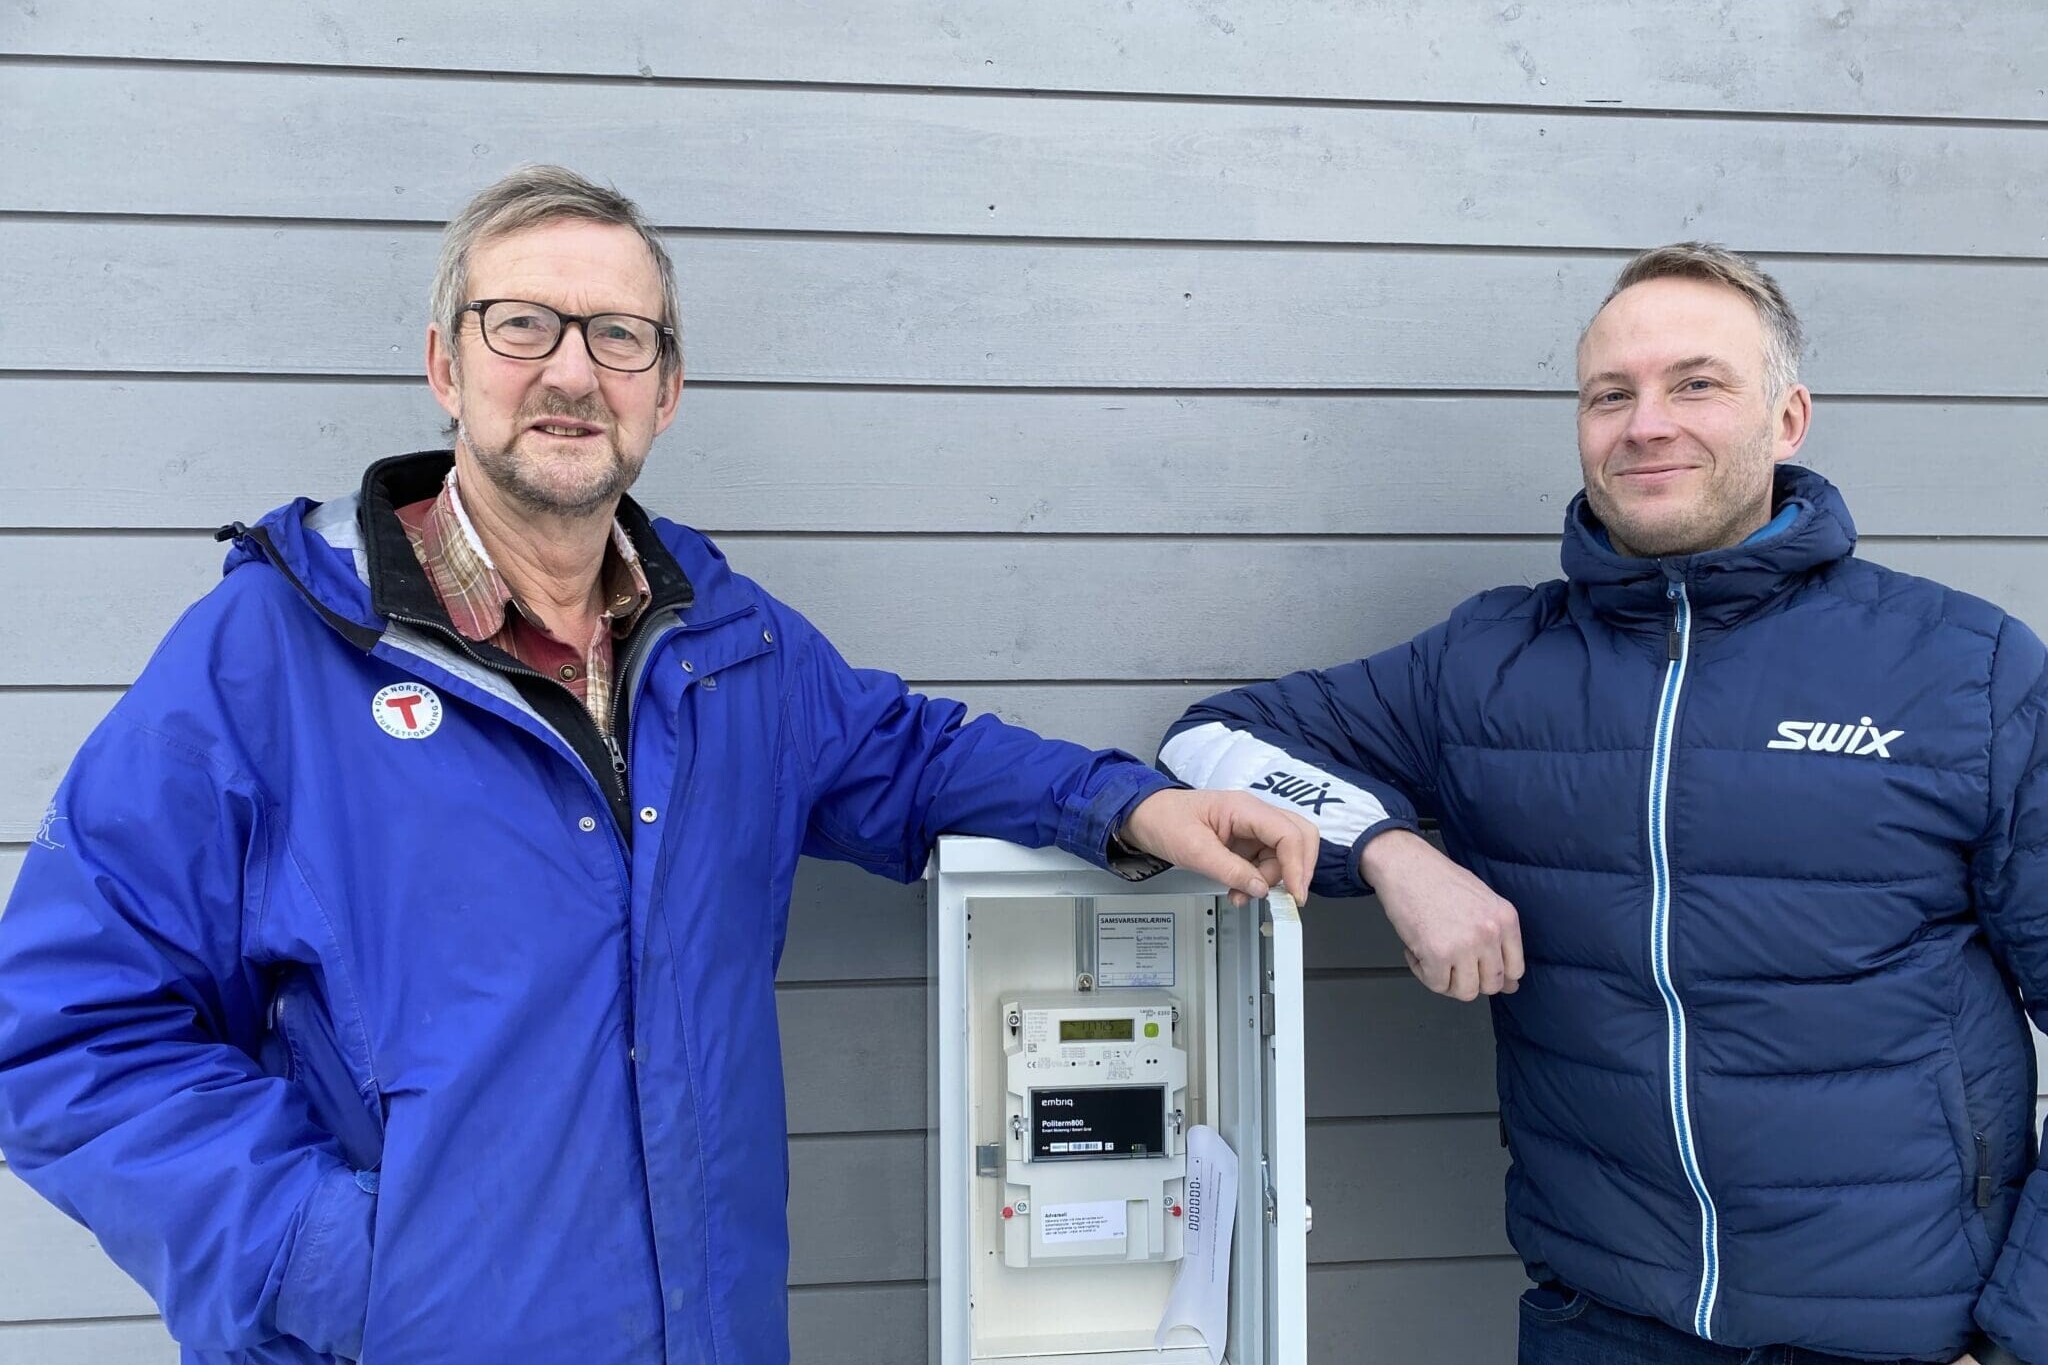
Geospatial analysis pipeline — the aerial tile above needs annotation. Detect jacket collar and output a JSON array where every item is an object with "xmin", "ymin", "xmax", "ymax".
[
  {"xmin": 222, "ymin": 450, "xmax": 706, "ymax": 645},
  {"xmin": 357, "ymin": 451, "xmax": 693, "ymax": 632},
  {"xmin": 1558, "ymin": 464, "xmax": 1858, "ymax": 632}
]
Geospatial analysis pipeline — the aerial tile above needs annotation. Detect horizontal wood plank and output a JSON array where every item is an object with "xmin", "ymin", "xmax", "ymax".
[
  {"xmin": 1309, "ymin": 1256, "xmax": 1528, "ymax": 1360},
  {"xmin": 1307, "ymin": 977, "xmax": 1500, "ymax": 1119},
  {"xmin": 778, "ymin": 858, "xmax": 928, "ymax": 984},
  {"xmin": 788, "ymin": 1283, "xmax": 926, "ymax": 1365},
  {"xmin": 6, "ymin": 2, "xmax": 2044, "ymax": 121},
  {"xmin": 0, "ymin": 533, "xmax": 1557, "ymax": 689},
  {"xmin": 11, "ymin": 65, "xmax": 2048, "ymax": 256},
  {"xmin": 788, "ymin": 1133, "xmax": 924, "ymax": 1284},
  {"xmin": 4, "ymin": 532, "xmax": 2043, "ymax": 692},
  {"xmin": 8, "ymin": 223, "xmax": 2048, "ymax": 395},
  {"xmin": 780, "ymin": 983, "xmax": 927, "ymax": 1135},
  {"xmin": 1307, "ymin": 1117, "xmax": 1512, "ymax": 1263},
  {"xmin": 8, "ymin": 379, "xmax": 2047, "ymax": 538},
  {"xmin": 0, "ymin": 692, "xmax": 115, "ymax": 840},
  {"xmin": 0, "ymin": 1319, "xmax": 176, "ymax": 1365}
]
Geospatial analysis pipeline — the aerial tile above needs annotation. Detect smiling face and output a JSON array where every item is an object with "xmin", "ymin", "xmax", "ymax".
[
  {"xmin": 1576, "ymin": 276, "xmax": 1810, "ymax": 558},
  {"xmin": 426, "ymin": 218, "xmax": 682, "ymax": 519}
]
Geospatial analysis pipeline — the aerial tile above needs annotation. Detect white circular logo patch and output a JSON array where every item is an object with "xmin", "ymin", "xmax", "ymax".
[{"xmin": 371, "ymin": 683, "xmax": 443, "ymax": 740}]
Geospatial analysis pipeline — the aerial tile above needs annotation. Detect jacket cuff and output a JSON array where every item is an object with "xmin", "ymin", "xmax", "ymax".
[
  {"xmin": 1344, "ymin": 816, "xmax": 1424, "ymax": 898},
  {"xmin": 275, "ymin": 1164, "xmax": 376, "ymax": 1360},
  {"xmin": 1060, "ymin": 764, "xmax": 1178, "ymax": 880},
  {"xmin": 1970, "ymin": 1333, "xmax": 2034, "ymax": 1365}
]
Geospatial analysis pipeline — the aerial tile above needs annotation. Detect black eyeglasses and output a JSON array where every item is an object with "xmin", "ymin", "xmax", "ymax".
[{"xmin": 461, "ymin": 299, "xmax": 674, "ymax": 374}]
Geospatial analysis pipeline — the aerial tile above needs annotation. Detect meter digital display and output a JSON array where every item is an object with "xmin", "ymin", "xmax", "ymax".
[
  {"xmin": 1058, "ymin": 1017, "xmax": 1134, "ymax": 1042},
  {"xmin": 1030, "ymin": 1085, "xmax": 1166, "ymax": 1160}
]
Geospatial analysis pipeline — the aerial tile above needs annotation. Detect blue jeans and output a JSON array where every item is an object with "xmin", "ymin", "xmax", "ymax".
[{"xmin": 1516, "ymin": 1284, "xmax": 1926, "ymax": 1365}]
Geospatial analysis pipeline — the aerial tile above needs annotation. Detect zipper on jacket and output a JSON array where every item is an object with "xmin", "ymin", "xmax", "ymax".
[
  {"xmin": 610, "ymin": 610, "xmax": 683, "ymax": 745},
  {"xmin": 384, "ymin": 609, "xmax": 637, "ymax": 837},
  {"xmin": 1648, "ymin": 579, "xmax": 1722, "ymax": 1339},
  {"xmin": 1976, "ymin": 1132, "xmax": 1995, "ymax": 1208}
]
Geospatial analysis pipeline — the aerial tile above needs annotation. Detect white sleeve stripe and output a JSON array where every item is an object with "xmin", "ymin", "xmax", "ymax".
[{"xmin": 1159, "ymin": 721, "xmax": 1388, "ymax": 848}]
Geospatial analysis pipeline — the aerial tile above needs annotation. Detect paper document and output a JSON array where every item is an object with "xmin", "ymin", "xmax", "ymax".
[
  {"xmin": 1039, "ymin": 1200, "xmax": 1127, "ymax": 1244},
  {"xmin": 1094, "ymin": 910, "xmax": 1176, "ymax": 988},
  {"xmin": 1155, "ymin": 1125, "xmax": 1238, "ymax": 1363}
]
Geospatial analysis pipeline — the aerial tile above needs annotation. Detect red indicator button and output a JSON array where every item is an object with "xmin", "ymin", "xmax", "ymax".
[
  {"xmin": 1001, "ymin": 1205, "xmax": 1015, "ymax": 1219},
  {"xmin": 1170, "ymin": 1204, "xmax": 1183, "ymax": 1218}
]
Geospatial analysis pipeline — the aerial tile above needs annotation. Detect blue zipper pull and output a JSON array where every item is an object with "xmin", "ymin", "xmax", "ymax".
[{"xmin": 1666, "ymin": 580, "xmax": 1684, "ymax": 660}]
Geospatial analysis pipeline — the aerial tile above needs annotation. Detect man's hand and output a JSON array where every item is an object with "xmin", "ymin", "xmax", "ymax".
[
  {"xmin": 1119, "ymin": 789, "xmax": 1317, "ymax": 907},
  {"xmin": 1361, "ymin": 828, "xmax": 1524, "ymax": 1001}
]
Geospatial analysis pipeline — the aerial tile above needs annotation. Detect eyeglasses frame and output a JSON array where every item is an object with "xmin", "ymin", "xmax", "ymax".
[{"xmin": 459, "ymin": 299, "xmax": 677, "ymax": 374}]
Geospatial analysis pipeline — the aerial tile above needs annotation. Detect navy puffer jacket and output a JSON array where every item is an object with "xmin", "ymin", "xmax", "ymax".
[{"xmin": 1161, "ymin": 466, "xmax": 2048, "ymax": 1363}]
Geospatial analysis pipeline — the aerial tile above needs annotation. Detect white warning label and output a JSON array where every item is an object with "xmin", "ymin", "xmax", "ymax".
[{"xmin": 1039, "ymin": 1199, "xmax": 1129, "ymax": 1244}]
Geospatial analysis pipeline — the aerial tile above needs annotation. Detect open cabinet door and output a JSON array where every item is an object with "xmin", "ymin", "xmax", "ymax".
[{"xmin": 1262, "ymin": 890, "xmax": 1308, "ymax": 1363}]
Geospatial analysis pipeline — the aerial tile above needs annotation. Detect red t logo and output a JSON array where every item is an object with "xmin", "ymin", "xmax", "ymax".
[{"xmin": 383, "ymin": 694, "xmax": 424, "ymax": 728}]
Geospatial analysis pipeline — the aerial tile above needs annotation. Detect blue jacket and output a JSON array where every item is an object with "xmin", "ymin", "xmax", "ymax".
[
  {"xmin": 1161, "ymin": 466, "xmax": 2048, "ymax": 1363},
  {"xmin": 0, "ymin": 452, "xmax": 1172, "ymax": 1365}
]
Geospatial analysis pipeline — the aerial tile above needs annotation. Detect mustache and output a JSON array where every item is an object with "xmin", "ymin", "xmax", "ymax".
[{"xmin": 519, "ymin": 393, "xmax": 614, "ymax": 426}]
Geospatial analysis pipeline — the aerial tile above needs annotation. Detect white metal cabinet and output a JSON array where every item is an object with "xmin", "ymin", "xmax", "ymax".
[{"xmin": 929, "ymin": 837, "xmax": 1308, "ymax": 1365}]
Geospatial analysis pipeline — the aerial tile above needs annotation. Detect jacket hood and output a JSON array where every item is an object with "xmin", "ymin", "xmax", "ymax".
[
  {"xmin": 219, "ymin": 451, "xmax": 750, "ymax": 644},
  {"xmin": 1558, "ymin": 463, "xmax": 1858, "ymax": 632}
]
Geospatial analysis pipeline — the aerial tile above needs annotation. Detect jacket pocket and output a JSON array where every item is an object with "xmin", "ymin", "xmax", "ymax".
[
  {"xmin": 274, "ymin": 1163, "xmax": 376, "ymax": 1360},
  {"xmin": 1518, "ymin": 1282, "xmax": 1592, "ymax": 1325},
  {"xmin": 1931, "ymin": 1045, "xmax": 1997, "ymax": 1277},
  {"xmin": 261, "ymin": 969, "xmax": 387, "ymax": 1173}
]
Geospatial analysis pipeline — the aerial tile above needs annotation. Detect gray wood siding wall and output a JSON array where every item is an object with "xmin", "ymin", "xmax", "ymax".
[{"xmin": 2, "ymin": 4, "xmax": 2045, "ymax": 1361}]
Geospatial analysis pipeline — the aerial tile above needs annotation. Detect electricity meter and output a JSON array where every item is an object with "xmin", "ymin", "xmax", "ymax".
[
  {"xmin": 999, "ymin": 995, "xmax": 1189, "ymax": 1266},
  {"xmin": 929, "ymin": 837, "xmax": 1308, "ymax": 1365}
]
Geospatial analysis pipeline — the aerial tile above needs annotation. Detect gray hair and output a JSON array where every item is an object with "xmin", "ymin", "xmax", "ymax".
[
  {"xmin": 430, "ymin": 164, "xmax": 683, "ymax": 386},
  {"xmin": 1591, "ymin": 242, "xmax": 1804, "ymax": 400}
]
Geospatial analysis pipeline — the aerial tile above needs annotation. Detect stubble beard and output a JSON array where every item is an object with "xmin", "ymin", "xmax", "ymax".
[
  {"xmin": 1591, "ymin": 420, "xmax": 1779, "ymax": 559},
  {"xmin": 457, "ymin": 395, "xmax": 645, "ymax": 521}
]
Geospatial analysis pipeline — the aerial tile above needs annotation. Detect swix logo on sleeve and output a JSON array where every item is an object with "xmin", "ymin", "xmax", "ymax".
[
  {"xmin": 1159, "ymin": 721, "xmax": 1388, "ymax": 846},
  {"xmin": 372, "ymin": 683, "xmax": 444, "ymax": 740},
  {"xmin": 1766, "ymin": 717, "xmax": 1903, "ymax": 758},
  {"xmin": 1249, "ymin": 770, "xmax": 1347, "ymax": 813}
]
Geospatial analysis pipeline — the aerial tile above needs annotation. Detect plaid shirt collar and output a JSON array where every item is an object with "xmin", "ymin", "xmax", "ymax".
[{"xmin": 409, "ymin": 467, "xmax": 651, "ymax": 646}]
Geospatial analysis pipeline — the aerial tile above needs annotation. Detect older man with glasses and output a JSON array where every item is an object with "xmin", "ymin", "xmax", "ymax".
[{"xmin": 0, "ymin": 165, "xmax": 1314, "ymax": 1365}]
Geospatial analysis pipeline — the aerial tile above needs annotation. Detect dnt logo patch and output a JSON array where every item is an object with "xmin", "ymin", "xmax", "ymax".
[{"xmin": 371, "ymin": 683, "xmax": 444, "ymax": 740}]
